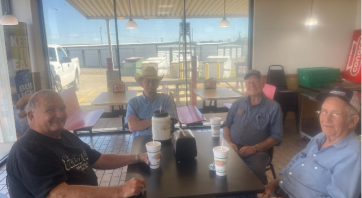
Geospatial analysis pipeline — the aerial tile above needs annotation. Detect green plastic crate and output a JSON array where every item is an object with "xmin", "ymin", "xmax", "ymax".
[{"xmin": 297, "ymin": 67, "xmax": 340, "ymax": 88}]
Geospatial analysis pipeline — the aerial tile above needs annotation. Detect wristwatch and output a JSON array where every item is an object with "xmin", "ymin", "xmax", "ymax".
[
  {"xmin": 135, "ymin": 153, "xmax": 139, "ymax": 162},
  {"xmin": 254, "ymin": 145, "xmax": 259, "ymax": 152}
]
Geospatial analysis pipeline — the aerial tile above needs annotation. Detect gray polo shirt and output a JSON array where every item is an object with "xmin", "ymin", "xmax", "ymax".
[{"xmin": 223, "ymin": 94, "xmax": 283, "ymax": 146}]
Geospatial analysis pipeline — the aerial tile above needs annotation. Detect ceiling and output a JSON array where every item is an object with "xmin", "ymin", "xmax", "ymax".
[{"xmin": 65, "ymin": 0, "xmax": 249, "ymax": 20}]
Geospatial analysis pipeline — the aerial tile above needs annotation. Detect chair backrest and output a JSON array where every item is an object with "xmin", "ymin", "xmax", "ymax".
[
  {"xmin": 263, "ymin": 84, "xmax": 276, "ymax": 99},
  {"xmin": 59, "ymin": 87, "xmax": 81, "ymax": 117},
  {"xmin": 267, "ymin": 65, "xmax": 288, "ymax": 90},
  {"xmin": 177, "ymin": 105, "xmax": 206, "ymax": 124}
]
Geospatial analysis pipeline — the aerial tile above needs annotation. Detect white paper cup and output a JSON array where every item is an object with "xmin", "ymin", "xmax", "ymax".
[
  {"xmin": 210, "ymin": 117, "xmax": 222, "ymax": 125},
  {"xmin": 213, "ymin": 146, "xmax": 229, "ymax": 176},
  {"xmin": 146, "ymin": 141, "xmax": 162, "ymax": 169},
  {"xmin": 211, "ymin": 124, "xmax": 221, "ymax": 137}
]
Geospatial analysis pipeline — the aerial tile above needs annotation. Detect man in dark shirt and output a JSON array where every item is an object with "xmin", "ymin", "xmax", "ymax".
[{"xmin": 7, "ymin": 90, "xmax": 149, "ymax": 198}]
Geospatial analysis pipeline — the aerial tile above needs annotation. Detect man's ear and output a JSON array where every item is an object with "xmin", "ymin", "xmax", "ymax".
[
  {"xmin": 348, "ymin": 114, "xmax": 359, "ymax": 130},
  {"xmin": 261, "ymin": 79, "xmax": 265, "ymax": 88},
  {"xmin": 27, "ymin": 111, "xmax": 35, "ymax": 123}
]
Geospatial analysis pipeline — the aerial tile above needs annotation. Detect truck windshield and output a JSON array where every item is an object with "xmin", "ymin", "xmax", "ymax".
[{"xmin": 48, "ymin": 48, "xmax": 57, "ymax": 61}]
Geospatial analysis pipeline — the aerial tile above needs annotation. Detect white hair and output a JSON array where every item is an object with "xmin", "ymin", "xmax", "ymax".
[
  {"xmin": 344, "ymin": 102, "xmax": 360, "ymax": 132},
  {"xmin": 26, "ymin": 89, "xmax": 59, "ymax": 122}
]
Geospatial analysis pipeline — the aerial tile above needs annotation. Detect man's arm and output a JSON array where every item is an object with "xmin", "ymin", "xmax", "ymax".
[
  {"xmin": 327, "ymin": 153, "xmax": 361, "ymax": 198},
  {"xmin": 91, "ymin": 153, "xmax": 149, "ymax": 170},
  {"xmin": 256, "ymin": 137, "xmax": 279, "ymax": 152},
  {"xmin": 165, "ymin": 94, "xmax": 179, "ymax": 121},
  {"xmin": 222, "ymin": 101, "xmax": 239, "ymax": 152},
  {"xmin": 223, "ymin": 126, "xmax": 238, "ymax": 153},
  {"xmin": 258, "ymin": 176, "xmax": 281, "ymax": 198},
  {"xmin": 48, "ymin": 178, "xmax": 145, "ymax": 198},
  {"xmin": 239, "ymin": 137, "xmax": 279, "ymax": 157},
  {"xmin": 128, "ymin": 116, "xmax": 151, "ymax": 133},
  {"xmin": 125, "ymin": 102, "xmax": 151, "ymax": 132}
]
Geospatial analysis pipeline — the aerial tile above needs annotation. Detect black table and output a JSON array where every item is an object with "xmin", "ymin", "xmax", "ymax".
[{"xmin": 126, "ymin": 133, "xmax": 264, "ymax": 198}]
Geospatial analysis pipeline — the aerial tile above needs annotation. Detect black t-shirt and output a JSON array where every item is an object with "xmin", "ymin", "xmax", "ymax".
[{"xmin": 6, "ymin": 128, "xmax": 102, "ymax": 198}]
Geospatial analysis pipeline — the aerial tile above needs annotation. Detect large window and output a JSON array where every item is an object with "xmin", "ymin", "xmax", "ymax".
[
  {"xmin": 0, "ymin": 2, "xmax": 16, "ymax": 142},
  {"xmin": 40, "ymin": 0, "xmax": 251, "ymax": 129}
]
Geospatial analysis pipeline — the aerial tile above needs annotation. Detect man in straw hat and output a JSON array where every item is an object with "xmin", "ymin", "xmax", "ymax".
[{"xmin": 125, "ymin": 66, "xmax": 178, "ymax": 136}]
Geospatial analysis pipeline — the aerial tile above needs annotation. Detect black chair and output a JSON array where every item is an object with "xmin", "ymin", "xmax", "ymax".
[
  {"xmin": 266, "ymin": 147, "xmax": 277, "ymax": 179},
  {"xmin": 267, "ymin": 65, "xmax": 288, "ymax": 91},
  {"xmin": 267, "ymin": 65, "xmax": 299, "ymax": 133}
]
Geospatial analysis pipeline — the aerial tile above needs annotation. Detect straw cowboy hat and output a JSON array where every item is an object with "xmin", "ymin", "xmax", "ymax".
[{"xmin": 134, "ymin": 66, "xmax": 164, "ymax": 84}]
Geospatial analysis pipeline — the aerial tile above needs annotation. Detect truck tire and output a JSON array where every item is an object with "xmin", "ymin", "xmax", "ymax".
[
  {"xmin": 72, "ymin": 71, "xmax": 80, "ymax": 91},
  {"xmin": 53, "ymin": 76, "xmax": 63, "ymax": 92}
]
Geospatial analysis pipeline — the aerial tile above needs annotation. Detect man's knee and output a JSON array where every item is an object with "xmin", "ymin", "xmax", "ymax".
[
  {"xmin": 242, "ymin": 152, "xmax": 270, "ymax": 184},
  {"xmin": 244, "ymin": 152, "xmax": 270, "ymax": 170}
]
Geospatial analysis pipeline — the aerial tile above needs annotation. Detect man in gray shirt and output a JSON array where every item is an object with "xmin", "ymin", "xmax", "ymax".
[{"xmin": 223, "ymin": 69, "xmax": 283, "ymax": 185}]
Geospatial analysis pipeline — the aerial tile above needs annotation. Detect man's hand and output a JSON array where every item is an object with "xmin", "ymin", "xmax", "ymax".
[
  {"xmin": 119, "ymin": 178, "xmax": 145, "ymax": 197},
  {"xmin": 14, "ymin": 93, "xmax": 33, "ymax": 118},
  {"xmin": 138, "ymin": 153, "xmax": 149, "ymax": 165},
  {"xmin": 238, "ymin": 146, "xmax": 256, "ymax": 157},
  {"xmin": 257, "ymin": 180, "xmax": 279, "ymax": 198},
  {"xmin": 229, "ymin": 143, "xmax": 239, "ymax": 153},
  {"xmin": 128, "ymin": 115, "xmax": 141, "ymax": 123},
  {"xmin": 138, "ymin": 152, "xmax": 163, "ymax": 165}
]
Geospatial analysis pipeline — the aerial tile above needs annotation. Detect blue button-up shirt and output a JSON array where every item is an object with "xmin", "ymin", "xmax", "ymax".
[
  {"xmin": 125, "ymin": 93, "xmax": 178, "ymax": 136},
  {"xmin": 223, "ymin": 94, "xmax": 283, "ymax": 146},
  {"xmin": 279, "ymin": 132, "xmax": 361, "ymax": 198}
]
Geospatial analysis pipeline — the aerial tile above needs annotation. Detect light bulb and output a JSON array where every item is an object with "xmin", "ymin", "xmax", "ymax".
[
  {"xmin": 219, "ymin": 17, "xmax": 230, "ymax": 27},
  {"xmin": 126, "ymin": 19, "xmax": 138, "ymax": 29},
  {"xmin": 305, "ymin": 17, "xmax": 318, "ymax": 26}
]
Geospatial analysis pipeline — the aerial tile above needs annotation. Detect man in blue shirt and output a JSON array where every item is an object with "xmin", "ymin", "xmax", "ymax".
[
  {"xmin": 223, "ymin": 70, "xmax": 283, "ymax": 185},
  {"xmin": 259, "ymin": 87, "xmax": 361, "ymax": 198},
  {"xmin": 125, "ymin": 66, "xmax": 178, "ymax": 136}
]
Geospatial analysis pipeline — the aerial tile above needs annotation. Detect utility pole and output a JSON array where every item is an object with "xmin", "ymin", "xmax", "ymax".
[{"xmin": 100, "ymin": 27, "xmax": 103, "ymax": 44}]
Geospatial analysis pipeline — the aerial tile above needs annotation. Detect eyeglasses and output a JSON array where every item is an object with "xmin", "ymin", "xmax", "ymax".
[
  {"xmin": 316, "ymin": 110, "xmax": 347, "ymax": 120},
  {"xmin": 245, "ymin": 80, "xmax": 262, "ymax": 86}
]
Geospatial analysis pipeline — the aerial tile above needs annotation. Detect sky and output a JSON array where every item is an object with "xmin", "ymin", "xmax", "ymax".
[{"xmin": 43, "ymin": 0, "xmax": 249, "ymax": 45}]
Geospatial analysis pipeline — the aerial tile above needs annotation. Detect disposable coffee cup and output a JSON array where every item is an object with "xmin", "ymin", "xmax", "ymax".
[
  {"xmin": 211, "ymin": 124, "xmax": 221, "ymax": 137},
  {"xmin": 146, "ymin": 141, "xmax": 162, "ymax": 169},
  {"xmin": 210, "ymin": 117, "xmax": 222, "ymax": 137},
  {"xmin": 210, "ymin": 117, "xmax": 222, "ymax": 125},
  {"xmin": 213, "ymin": 146, "xmax": 229, "ymax": 176}
]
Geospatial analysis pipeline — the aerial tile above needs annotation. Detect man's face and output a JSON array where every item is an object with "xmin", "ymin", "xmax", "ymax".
[
  {"xmin": 140, "ymin": 78, "xmax": 160, "ymax": 95},
  {"xmin": 245, "ymin": 75, "xmax": 264, "ymax": 96},
  {"xmin": 28, "ymin": 94, "xmax": 67, "ymax": 134},
  {"xmin": 320, "ymin": 97, "xmax": 353, "ymax": 138}
]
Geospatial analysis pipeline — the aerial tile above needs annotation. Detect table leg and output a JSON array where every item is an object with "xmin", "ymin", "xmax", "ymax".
[
  {"xmin": 176, "ymin": 84, "xmax": 180, "ymax": 105},
  {"xmin": 299, "ymin": 95, "xmax": 304, "ymax": 138},
  {"xmin": 121, "ymin": 105, "xmax": 125, "ymax": 131},
  {"xmin": 111, "ymin": 105, "xmax": 115, "ymax": 117},
  {"xmin": 203, "ymin": 100, "xmax": 206, "ymax": 110},
  {"xmin": 240, "ymin": 81, "xmax": 245, "ymax": 94},
  {"xmin": 214, "ymin": 100, "xmax": 217, "ymax": 112}
]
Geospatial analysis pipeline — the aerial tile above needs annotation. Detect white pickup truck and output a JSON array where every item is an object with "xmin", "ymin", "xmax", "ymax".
[{"xmin": 48, "ymin": 45, "xmax": 80, "ymax": 91}]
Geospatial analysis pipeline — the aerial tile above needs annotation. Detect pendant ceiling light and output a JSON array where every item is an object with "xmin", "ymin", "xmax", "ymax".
[
  {"xmin": 125, "ymin": 0, "xmax": 138, "ymax": 29},
  {"xmin": 305, "ymin": 0, "xmax": 318, "ymax": 26},
  {"xmin": 219, "ymin": 0, "xmax": 230, "ymax": 27},
  {"xmin": 0, "ymin": 0, "xmax": 18, "ymax": 25}
]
